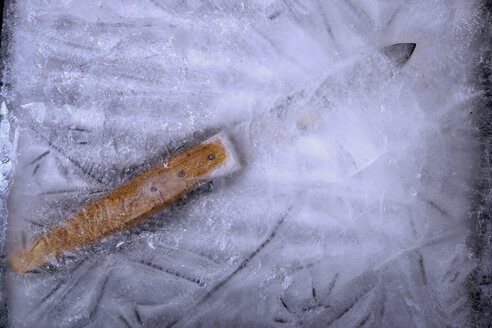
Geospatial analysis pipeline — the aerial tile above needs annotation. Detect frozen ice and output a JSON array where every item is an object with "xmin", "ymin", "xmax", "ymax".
[{"xmin": 0, "ymin": 0, "xmax": 488, "ymax": 327}]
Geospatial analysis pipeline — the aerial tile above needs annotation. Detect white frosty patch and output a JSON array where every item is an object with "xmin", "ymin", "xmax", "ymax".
[{"xmin": 205, "ymin": 132, "xmax": 241, "ymax": 180}]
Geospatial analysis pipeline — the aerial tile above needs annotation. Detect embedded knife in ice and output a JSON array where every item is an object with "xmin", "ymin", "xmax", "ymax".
[{"xmin": 10, "ymin": 132, "xmax": 240, "ymax": 273}]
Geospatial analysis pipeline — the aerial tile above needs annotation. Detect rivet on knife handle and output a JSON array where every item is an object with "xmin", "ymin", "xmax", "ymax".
[{"xmin": 9, "ymin": 132, "xmax": 240, "ymax": 273}]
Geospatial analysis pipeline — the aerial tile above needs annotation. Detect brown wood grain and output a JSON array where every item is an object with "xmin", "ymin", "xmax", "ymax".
[{"xmin": 10, "ymin": 137, "xmax": 230, "ymax": 273}]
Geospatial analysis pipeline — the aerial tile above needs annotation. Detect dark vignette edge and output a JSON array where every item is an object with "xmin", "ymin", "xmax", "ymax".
[
  {"xmin": 470, "ymin": 1, "xmax": 492, "ymax": 327},
  {"xmin": 0, "ymin": 0, "xmax": 14, "ymax": 327}
]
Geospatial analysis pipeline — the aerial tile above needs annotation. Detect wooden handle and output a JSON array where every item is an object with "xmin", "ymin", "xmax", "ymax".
[{"xmin": 10, "ymin": 133, "xmax": 240, "ymax": 273}]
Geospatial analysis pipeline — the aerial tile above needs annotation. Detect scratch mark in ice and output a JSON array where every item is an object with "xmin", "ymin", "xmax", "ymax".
[
  {"xmin": 312, "ymin": 0, "xmax": 336, "ymax": 41},
  {"xmin": 33, "ymin": 163, "xmax": 40, "ymax": 175},
  {"xmin": 356, "ymin": 314, "xmax": 371, "ymax": 327},
  {"xmin": 28, "ymin": 124, "xmax": 104, "ymax": 184},
  {"xmin": 29, "ymin": 150, "xmax": 50, "ymax": 166},
  {"xmin": 326, "ymin": 272, "xmax": 340, "ymax": 297},
  {"xmin": 292, "ymin": 261, "xmax": 318, "ymax": 272},
  {"xmin": 134, "ymin": 307, "xmax": 142, "ymax": 325},
  {"xmin": 418, "ymin": 254, "xmax": 428, "ymax": 285},
  {"xmin": 280, "ymin": 0, "xmax": 305, "ymax": 26},
  {"xmin": 327, "ymin": 283, "xmax": 376, "ymax": 326},
  {"xmin": 302, "ymin": 283, "xmax": 330, "ymax": 312},
  {"xmin": 280, "ymin": 297, "xmax": 291, "ymax": 312},
  {"xmin": 39, "ymin": 258, "xmax": 86, "ymax": 305},
  {"xmin": 426, "ymin": 199, "xmax": 450, "ymax": 218},
  {"xmin": 25, "ymin": 218, "xmax": 46, "ymax": 228},
  {"xmin": 135, "ymin": 260, "xmax": 205, "ymax": 287},
  {"xmin": 372, "ymin": 280, "xmax": 387, "ymax": 321},
  {"xmin": 112, "ymin": 138, "xmax": 118, "ymax": 152},
  {"xmin": 150, "ymin": 241, "xmax": 223, "ymax": 266},
  {"xmin": 37, "ymin": 188, "xmax": 108, "ymax": 198},
  {"xmin": 384, "ymin": 5, "xmax": 402, "ymax": 32},
  {"xmin": 40, "ymin": 280, "xmax": 64, "ymax": 305},
  {"xmin": 283, "ymin": 0, "xmax": 308, "ymax": 11},
  {"xmin": 274, "ymin": 317, "xmax": 289, "ymax": 323},
  {"xmin": 38, "ymin": 188, "xmax": 83, "ymax": 195},
  {"xmin": 268, "ymin": 11, "xmax": 281, "ymax": 20},
  {"xmin": 88, "ymin": 189, "xmax": 108, "ymax": 195},
  {"xmin": 443, "ymin": 256, "xmax": 460, "ymax": 282},
  {"xmin": 119, "ymin": 315, "xmax": 133, "ymax": 328},
  {"xmin": 89, "ymin": 272, "xmax": 111, "ymax": 319},
  {"xmin": 71, "ymin": 127, "xmax": 90, "ymax": 132},
  {"xmin": 342, "ymin": 0, "xmax": 374, "ymax": 25}
]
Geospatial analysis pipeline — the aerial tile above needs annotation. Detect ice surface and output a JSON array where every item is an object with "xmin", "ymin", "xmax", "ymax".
[{"xmin": 0, "ymin": 0, "xmax": 488, "ymax": 327}]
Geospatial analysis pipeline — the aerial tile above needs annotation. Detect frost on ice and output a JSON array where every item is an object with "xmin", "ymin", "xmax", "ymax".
[{"xmin": 0, "ymin": 0, "xmax": 487, "ymax": 327}]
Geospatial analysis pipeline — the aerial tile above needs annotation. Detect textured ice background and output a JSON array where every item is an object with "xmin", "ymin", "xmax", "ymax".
[{"xmin": 0, "ymin": 0, "xmax": 489, "ymax": 327}]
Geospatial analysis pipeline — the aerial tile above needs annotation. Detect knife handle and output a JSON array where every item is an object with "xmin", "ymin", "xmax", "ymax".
[{"xmin": 10, "ymin": 132, "xmax": 240, "ymax": 273}]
